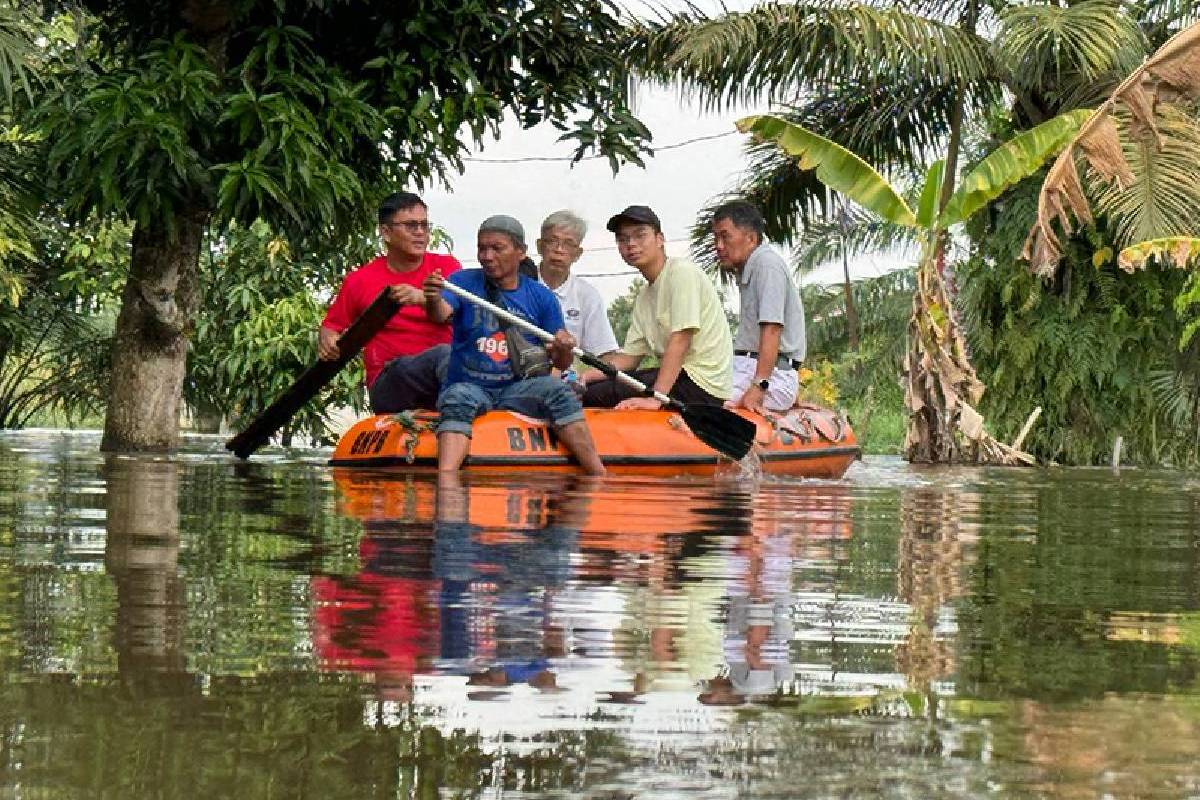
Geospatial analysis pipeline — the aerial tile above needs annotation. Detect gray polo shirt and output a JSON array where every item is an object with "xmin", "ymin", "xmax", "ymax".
[{"xmin": 734, "ymin": 241, "xmax": 806, "ymax": 359}]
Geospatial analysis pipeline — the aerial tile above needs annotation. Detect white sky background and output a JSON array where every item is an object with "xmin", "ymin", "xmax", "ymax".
[{"xmin": 422, "ymin": 0, "xmax": 911, "ymax": 304}]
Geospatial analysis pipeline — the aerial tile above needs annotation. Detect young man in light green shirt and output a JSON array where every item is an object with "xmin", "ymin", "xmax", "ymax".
[{"xmin": 580, "ymin": 205, "xmax": 733, "ymax": 409}]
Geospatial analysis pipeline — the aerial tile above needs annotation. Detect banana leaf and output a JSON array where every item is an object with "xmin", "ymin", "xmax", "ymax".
[
  {"xmin": 736, "ymin": 114, "xmax": 917, "ymax": 227},
  {"xmin": 940, "ymin": 109, "xmax": 1092, "ymax": 227}
]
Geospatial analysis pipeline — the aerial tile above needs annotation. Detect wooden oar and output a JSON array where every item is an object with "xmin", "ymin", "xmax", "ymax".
[
  {"xmin": 441, "ymin": 281, "xmax": 756, "ymax": 462},
  {"xmin": 225, "ymin": 288, "xmax": 400, "ymax": 459}
]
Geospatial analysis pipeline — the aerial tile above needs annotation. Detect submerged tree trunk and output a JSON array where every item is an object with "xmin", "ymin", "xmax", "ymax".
[
  {"xmin": 104, "ymin": 458, "xmax": 190, "ymax": 688},
  {"xmin": 101, "ymin": 207, "xmax": 207, "ymax": 452},
  {"xmin": 903, "ymin": 246, "xmax": 1030, "ymax": 464}
]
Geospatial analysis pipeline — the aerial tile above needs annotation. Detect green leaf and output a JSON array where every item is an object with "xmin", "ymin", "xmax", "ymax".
[
  {"xmin": 940, "ymin": 109, "xmax": 1092, "ymax": 226},
  {"xmin": 736, "ymin": 114, "xmax": 917, "ymax": 227},
  {"xmin": 916, "ymin": 160, "xmax": 945, "ymax": 229}
]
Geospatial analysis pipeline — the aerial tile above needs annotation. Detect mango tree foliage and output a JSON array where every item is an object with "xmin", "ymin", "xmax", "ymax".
[
  {"xmin": 187, "ymin": 222, "xmax": 374, "ymax": 445},
  {"xmin": 33, "ymin": 1, "xmax": 651, "ymax": 452}
]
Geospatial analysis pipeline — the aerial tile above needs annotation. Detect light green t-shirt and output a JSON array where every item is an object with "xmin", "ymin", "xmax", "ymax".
[{"xmin": 623, "ymin": 256, "xmax": 733, "ymax": 399}]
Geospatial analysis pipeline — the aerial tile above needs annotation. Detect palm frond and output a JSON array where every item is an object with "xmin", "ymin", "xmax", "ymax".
[
  {"xmin": 1091, "ymin": 107, "xmax": 1200, "ymax": 253},
  {"xmin": 1138, "ymin": 0, "xmax": 1200, "ymax": 46},
  {"xmin": 627, "ymin": 2, "xmax": 996, "ymax": 111},
  {"xmin": 0, "ymin": 3, "xmax": 33, "ymax": 103},
  {"xmin": 791, "ymin": 207, "xmax": 920, "ymax": 275},
  {"xmin": 1024, "ymin": 20, "xmax": 1200, "ymax": 276},
  {"xmin": 1148, "ymin": 367, "xmax": 1198, "ymax": 429},
  {"xmin": 997, "ymin": 0, "xmax": 1147, "ymax": 104},
  {"xmin": 1118, "ymin": 235, "xmax": 1200, "ymax": 270},
  {"xmin": 786, "ymin": 78, "xmax": 998, "ymax": 176},
  {"xmin": 804, "ymin": 268, "xmax": 914, "ymax": 375}
]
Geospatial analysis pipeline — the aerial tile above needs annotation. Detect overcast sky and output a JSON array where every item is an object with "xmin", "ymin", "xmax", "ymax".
[{"xmin": 422, "ymin": 0, "xmax": 910, "ymax": 304}]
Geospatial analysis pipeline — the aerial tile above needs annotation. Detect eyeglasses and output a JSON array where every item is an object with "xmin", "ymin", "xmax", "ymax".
[
  {"xmin": 541, "ymin": 237, "xmax": 581, "ymax": 252},
  {"xmin": 384, "ymin": 220, "xmax": 431, "ymax": 233}
]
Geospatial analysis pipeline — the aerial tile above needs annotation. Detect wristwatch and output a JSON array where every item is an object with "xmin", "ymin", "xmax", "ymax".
[{"xmin": 757, "ymin": 378, "xmax": 770, "ymax": 391}]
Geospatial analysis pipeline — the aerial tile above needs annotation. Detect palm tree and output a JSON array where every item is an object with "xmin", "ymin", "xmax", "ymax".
[
  {"xmin": 791, "ymin": 199, "xmax": 920, "ymax": 351},
  {"xmin": 1025, "ymin": 23, "xmax": 1200, "ymax": 275},
  {"xmin": 0, "ymin": 2, "xmax": 35, "ymax": 306},
  {"xmin": 628, "ymin": 0, "xmax": 1197, "ymax": 462}
]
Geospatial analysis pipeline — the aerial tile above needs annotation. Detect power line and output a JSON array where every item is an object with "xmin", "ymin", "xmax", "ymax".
[{"xmin": 463, "ymin": 130, "xmax": 737, "ymax": 164}]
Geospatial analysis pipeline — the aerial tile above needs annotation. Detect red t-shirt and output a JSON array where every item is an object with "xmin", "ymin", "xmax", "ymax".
[{"xmin": 322, "ymin": 253, "xmax": 461, "ymax": 387}]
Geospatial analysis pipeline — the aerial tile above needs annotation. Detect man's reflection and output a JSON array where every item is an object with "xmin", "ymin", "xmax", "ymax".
[
  {"xmin": 435, "ymin": 473, "xmax": 587, "ymax": 694},
  {"xmin": 699, "ymin": 486, "xmax": 853, "ymax": 705},
  {"xmin": 316, "ymin": 474, "xmax": 590, "ymax": 698},
  {"xmin": 311, "ymin": 505, "xmax": 440, "ymax": 703},
  {"xmin": 598, "ymin": 490, "xmax": 755, "ymax": 699},
  {"xmin": 103, "ymin": 458, "xmax": 187, "ymax": 681}
]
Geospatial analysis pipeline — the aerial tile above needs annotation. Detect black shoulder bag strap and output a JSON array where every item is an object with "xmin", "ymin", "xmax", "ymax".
[{"xmin": 484, "ymin": 277, "xmax": 550, "ymax": 379}]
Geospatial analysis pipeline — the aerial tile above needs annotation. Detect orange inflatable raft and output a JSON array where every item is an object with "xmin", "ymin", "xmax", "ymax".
[{"xmin": 331, "ymin": 405, "xmax": 859, "ymax": 478}]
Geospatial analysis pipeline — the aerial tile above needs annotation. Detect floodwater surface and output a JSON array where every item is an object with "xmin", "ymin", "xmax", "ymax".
[{"xmin": 1, "ymin": 430, "xmax": 1198, "ymax": 799}]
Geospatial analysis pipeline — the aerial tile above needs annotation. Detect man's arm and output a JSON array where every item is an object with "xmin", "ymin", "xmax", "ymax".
[
  {"xmin": 422, "ymin": 270, "xmax": 454, "ymax": 323},
  {"xmin": 737, "ymin": 322, "xmax": 782, "ymax": 412},
  {"xmin": 548, "ymin": 330, "xmax": 577, "ymax": 371},
  {"xmin": 318, "ymin": 275, "xmax": 358, "ymax": 361},
  {"xmin": 651, "ymin": 329, "xmax": 693, "ymax": 397},
  {"xmin": 614, "ymin": 328, "xmax": 693, "ymax": 410}
]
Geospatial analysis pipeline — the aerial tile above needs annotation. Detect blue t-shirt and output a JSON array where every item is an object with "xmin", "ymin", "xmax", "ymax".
[{"xmin": 443, "ymin": 269, "xmax": 566, "ymax": 389}]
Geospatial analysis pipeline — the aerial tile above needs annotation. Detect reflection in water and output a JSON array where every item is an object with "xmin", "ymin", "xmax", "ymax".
[
  {"xmin": 103, "ymin": 458, "xmax": 188, "ymax": 681},
  {"xmin": 895, "ymin": 487, "xmax": 965, "ymax": 699},
  {"xmin": 1, "ymin": 432, "xmax": 1199, "ymax": 798}
]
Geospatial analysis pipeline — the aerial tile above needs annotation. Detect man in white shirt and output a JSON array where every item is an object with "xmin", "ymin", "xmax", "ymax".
[{"xmin": 536, "ymin": 210, "xmax": 620, "ymax": 359}]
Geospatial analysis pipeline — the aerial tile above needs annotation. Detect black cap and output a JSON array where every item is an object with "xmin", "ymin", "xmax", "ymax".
[{"xmin": 606, "ymin": 205, "xmax": 662, "ymax": 233}]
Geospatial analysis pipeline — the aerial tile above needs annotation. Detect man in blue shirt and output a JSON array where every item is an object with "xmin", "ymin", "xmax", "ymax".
[{"xmin": 422, "ymin": 215, "xmax": 606, "ymax": 475}]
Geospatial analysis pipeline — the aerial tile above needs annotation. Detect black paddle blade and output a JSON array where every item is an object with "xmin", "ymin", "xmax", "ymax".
[
  {"xmin": 678, "ymin": 403, "xmax": 757, "ymax": 461},
  {"xmin": 225, "ymin": 290, "xmax": 400, "ymax": 460}
]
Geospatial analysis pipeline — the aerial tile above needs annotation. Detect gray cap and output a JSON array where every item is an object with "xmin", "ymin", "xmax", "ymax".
[{"xmin": 478, "ymin": 214, "xmax": 526, "ymax": 248}]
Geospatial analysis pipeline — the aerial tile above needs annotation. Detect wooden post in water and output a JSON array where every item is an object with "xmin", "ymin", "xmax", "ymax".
[{"xmin": 1010, "ymin": 406, "xmax": 1042, "ymax": 452}]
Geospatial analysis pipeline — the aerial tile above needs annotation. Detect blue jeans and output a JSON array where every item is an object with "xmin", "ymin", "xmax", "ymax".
[{"xmin": 437, "ymin": 376, "xmax": 585, "ymax": 437}]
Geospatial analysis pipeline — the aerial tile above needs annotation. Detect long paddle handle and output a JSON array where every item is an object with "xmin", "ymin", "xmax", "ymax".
[
  {"xmin": 439, "ymin": 281, "xmax": 673, "ymax": 407},
  {"xmin": 225, "ymin": 288, "xmax": 400, "ymax": 459}
]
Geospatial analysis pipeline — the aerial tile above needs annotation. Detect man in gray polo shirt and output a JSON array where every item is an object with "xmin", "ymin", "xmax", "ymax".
[{"xmin": 712, "ymin": 201, "xmax": 805, "ymax": 412}]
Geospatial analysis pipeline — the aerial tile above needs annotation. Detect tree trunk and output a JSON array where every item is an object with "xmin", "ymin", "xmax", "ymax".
[
  {"xmin": 840, "ymin": 247, "xmax": 860, "ymax": 351},
  {"xmin": 101, "ymin": 207, "xmax": 207, "ymax": 452},
  {"xmin": 903, "ymin": 247, "xmax": 985, "ymax": 462},
  {"xmin": 903, "ymin": 247, "xmax": 1029, "ymax": 464},
  {"xmin": 839, "ymin": 206, "xmax": 860, "ymax": 351}
]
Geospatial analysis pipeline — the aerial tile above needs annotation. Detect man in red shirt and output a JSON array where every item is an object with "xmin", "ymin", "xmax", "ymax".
[{"xmin": 319, "ymin": 192, "xmax": 461, "ymax": 411}]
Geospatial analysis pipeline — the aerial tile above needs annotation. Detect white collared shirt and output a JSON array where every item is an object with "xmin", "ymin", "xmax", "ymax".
[{"xmin": 542, "ymin": 271, "xmax": 620, "ymax": 355}]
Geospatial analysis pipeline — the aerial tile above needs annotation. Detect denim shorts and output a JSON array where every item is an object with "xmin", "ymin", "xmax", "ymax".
[{"xmin": 436, "ymin": 376, "xmax": 585, "ymax": 437}]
